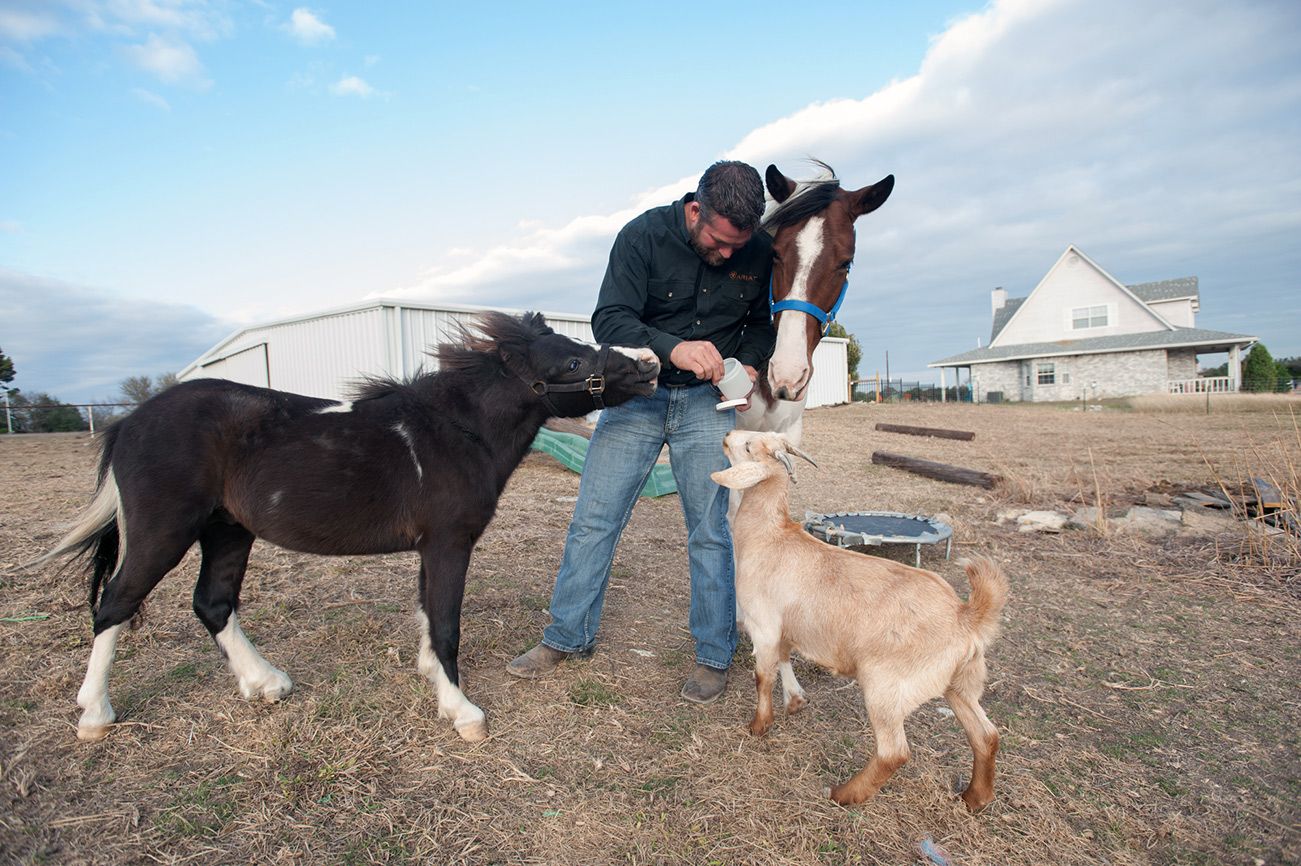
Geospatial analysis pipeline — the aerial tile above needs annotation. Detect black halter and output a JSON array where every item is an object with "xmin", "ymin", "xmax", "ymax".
[{"xmin": 517, "ymin": 345, "xmax": 611, "ymax": 414}]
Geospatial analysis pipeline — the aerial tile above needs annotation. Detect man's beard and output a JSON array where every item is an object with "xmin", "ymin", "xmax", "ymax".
[{"xmin": 688, "ymin": 223, "xmax": 726, "ymax": 267}]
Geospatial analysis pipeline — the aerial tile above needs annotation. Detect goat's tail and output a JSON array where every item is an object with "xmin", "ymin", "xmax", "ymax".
[
  {"xmin": 25, "ymin": 427, "xmax": 124, "ymax": 613},
  {"xmin": 958, "ymin": 556, "xmax": 1009, "ymax": 647}
]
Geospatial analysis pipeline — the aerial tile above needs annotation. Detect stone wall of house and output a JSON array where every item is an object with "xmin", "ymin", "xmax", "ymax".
[
  {"xmin": 1167, "ymin": 348, "xmax": 1198, "ymax": 381},
  {"xmin": 972, "ymin": 350, "xmax": 1173, "ymax": 402},
  {"xmin": 971, "ymin": 362, "xmax": 1021, "ymax": 402}
]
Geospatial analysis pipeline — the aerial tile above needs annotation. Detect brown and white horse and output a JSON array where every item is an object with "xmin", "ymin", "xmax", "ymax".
[{"xmin": 737, "ymin": 162, "xmax": 894, "ymax": 445}]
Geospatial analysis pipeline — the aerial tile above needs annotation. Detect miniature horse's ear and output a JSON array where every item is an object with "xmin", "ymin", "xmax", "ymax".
[
  {"xmin": 766, "ymin": 164, "xmax": 798, "ymax": 203},
  {"xmin": 850, "ymin": 175, "xmax": 895, "ymax": 218}
]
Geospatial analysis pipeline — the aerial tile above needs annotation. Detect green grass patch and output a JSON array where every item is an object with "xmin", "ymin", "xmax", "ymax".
[{"xmin": 569, "ymin": 678, "xmax": 620, "ymax": 707}]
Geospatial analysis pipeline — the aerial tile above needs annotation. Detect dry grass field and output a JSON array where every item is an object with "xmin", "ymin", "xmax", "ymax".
[{"xmin": 2, "ymin": 399, "xmax": 1298, "ymax": 865}]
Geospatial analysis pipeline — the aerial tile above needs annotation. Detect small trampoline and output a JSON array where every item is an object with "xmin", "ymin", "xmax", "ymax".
[{"xmin": 803, "ymin": 510, "xmax": 953, "ymax": 567}]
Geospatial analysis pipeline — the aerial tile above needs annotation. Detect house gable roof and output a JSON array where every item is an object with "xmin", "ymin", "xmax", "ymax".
[
  {"xmin": 930, "ymin": 326, "xmax": 1256, "ymax": 367},
  {"xmin": 1127, "ymin": 276, "xmax": 1199, "ymax": 303},
  {"xmin": 989, "ymin": 245, "xmax": 1174, "ymax": 346}
]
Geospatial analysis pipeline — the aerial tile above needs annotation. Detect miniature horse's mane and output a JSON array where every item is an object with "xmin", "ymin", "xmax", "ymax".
[
  {"xmin": 348, "ymin": 311, "xmax": 553, "ymax": 401},
  {"xmin": 762, "ymin": 161, "xmax": 842, "ymax": 232}
]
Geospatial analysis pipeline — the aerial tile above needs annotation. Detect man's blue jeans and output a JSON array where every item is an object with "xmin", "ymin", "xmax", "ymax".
[{"xmin": 542, "ymin": 383, "xmax": 736, "ymax": 670}]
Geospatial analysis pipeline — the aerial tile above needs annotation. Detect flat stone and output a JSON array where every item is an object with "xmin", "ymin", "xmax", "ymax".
[
  {"xmin": 1016, "ymin": 510, "xmax": 1069, "ymax": 533},
  {"xmin": 1116, "ymin": 506, "xmax": 1182, "ymax": 536},
  {"xmin": 1068, "ymin": 506, "xmax": 1102, "ymax": 529}
]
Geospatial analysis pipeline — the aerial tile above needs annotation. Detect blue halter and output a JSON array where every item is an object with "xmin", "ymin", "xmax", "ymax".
[{"xmin": 768, "ymin": 265, "xmax": 850, "ymax": 337}]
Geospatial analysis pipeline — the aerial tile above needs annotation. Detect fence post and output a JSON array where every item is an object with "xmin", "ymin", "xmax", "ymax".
[
  {"xmin": 3, "ymin": 393, "xmax": 10, "ymax": 434},
  {"xmin": 87, "ymin": 405, "xmax": 96, "ymax": 437}
]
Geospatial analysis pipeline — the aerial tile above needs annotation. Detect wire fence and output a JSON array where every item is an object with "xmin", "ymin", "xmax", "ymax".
[
  {"xmin": 852, "ymin": 379, "xmax": 973, "ymax": 403},
  {"xmin": 1, "ymin": 399, "xmax": 137, "ymax": 435}
]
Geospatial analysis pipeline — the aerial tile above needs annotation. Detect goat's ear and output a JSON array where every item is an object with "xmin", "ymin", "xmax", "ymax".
[{"xmin": 711, "ymin": 463, "xmax": 771, "ymax": 490}]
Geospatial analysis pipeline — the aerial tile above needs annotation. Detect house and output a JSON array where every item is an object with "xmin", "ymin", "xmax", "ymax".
[
  {"xmin": 928, "ymin": 246, "xmax": 1256, "ymax": 402},
  {"xmin": 177, "ymin": 298, "xmax": 852, "ymax": 407}
]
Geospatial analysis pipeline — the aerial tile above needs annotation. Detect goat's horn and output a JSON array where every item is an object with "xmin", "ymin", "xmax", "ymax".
[
  {"xmin": 786, "ymin": 445, "xmax": 819, "ymax": 468},
  {"xmin": 773, "ymin": 450, "xmax": 796, "ymax": 482}
]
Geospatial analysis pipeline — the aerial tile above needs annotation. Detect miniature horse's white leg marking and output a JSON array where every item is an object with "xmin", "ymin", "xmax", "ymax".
[
  {"xmin": 417, "ymin": 611, "xmax": 487, "ymax": 742},
  {"xmin": 215, "ymin": 612, "xmax": 293, "ymax": 702},
  {"xmin": 77, "ymin": 623, "xmax": 124, "ymax": 741}
]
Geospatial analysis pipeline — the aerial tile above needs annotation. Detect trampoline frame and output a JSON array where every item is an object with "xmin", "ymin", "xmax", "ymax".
[{"xmin": 802, "ymin": 510, "xmax": 953, "ymax": 567}]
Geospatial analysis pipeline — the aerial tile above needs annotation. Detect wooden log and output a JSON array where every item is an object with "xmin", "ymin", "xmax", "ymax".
[
  {"xmin": 874, "ymin": 422, "xmax": 975, "ymax": 441},
  {"xmin": 1251, "ymin": 477, "xmax": 1286, "ymax": 510},
  {"xmin": 871, "ymin": 451, "xmax": 1002, "ymax": 489}
]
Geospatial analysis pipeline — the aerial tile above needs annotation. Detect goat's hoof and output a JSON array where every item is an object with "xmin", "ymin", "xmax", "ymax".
[
  {"xmin": 455, "ymin": 719, "xmax": 489, "ymax": 743},
  {"xmin": 77, "ymin": 723, "xmax": 111, "ymax": 742},
  {"xmin": 960, "ymin": 788, "xmax": 994, "ymax": 812},
  {"xmin": 827, "ymin": 783, "xmax": 872, "ymax": 806},
  {"xmin": 786, "ymin": 693, "xmax": 808, "ymax": 715}
]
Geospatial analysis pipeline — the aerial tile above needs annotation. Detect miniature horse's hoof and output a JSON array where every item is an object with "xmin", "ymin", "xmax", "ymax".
[
  {"xmin": 786, "ymin": 693, "xmax": 808, "ymax": 715},
  {"xmin": 455, "ymin": 719, "xmax": 489, "ymax": 743},
  {"xmin": 237, "ymin": 670, "xmax": 293, "ymax": 703},
  {"xmin": 77, "ymin": 724, "xmax": 111, "ymax": 742}
]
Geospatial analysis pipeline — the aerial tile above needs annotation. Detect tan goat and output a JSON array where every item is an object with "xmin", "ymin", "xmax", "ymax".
[{"xmin": 712, "ymin": 430, "xmax": 1009, "ymax": 810}]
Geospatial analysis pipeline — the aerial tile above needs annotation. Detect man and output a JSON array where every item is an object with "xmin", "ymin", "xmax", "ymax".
[{"xmin": 507, "ymin": 161, "xmax": 775, "ymax": 703}]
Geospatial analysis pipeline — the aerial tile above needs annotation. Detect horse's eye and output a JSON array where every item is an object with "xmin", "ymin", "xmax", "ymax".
[
  {"xmin": 839, "ymin": 260, "xmax": 853, "ymax": 271},
  {"xmin": 567, "ymin": 359, "xmax": 581, "ymax": 372}
]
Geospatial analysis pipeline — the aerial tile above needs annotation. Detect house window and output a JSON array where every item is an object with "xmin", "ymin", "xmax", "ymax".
[
  {"xmin": 1072, "ymin": 305, "xmax": 1108, "ymax": 329},
  {"xmin": 1037, "ymin": 362, "xmax": 1056, "ymax": 385}
]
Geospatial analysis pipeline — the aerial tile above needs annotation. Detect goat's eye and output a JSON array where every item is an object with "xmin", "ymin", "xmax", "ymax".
[{"xmin": 567, "ymin": 359, "xmax": 581, "ymax": 372}]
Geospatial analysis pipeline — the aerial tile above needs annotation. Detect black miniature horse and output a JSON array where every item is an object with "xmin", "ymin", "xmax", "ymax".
[{"xmin": 38, "ymin": 312, "xmax": 659, "ymax": 742}]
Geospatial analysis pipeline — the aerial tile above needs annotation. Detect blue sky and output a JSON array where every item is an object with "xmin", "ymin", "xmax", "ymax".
[{"xmin": 2, "ymin": 0, "xmax": 1300, "ymax": 402}]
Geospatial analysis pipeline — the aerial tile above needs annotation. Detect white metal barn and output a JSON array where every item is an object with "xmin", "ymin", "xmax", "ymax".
[{"xmin": 178, "ymin": 299, "xmax": 850, "ymax": 408}]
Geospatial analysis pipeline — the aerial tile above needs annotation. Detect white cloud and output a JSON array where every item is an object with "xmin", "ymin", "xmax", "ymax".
[
  {"xmin": 286, "ymin": 7, "xmax": 335, "ymax": 44},
  {"xmin": 131, "ymin": 86, "xmax": 170, "ymax": 109},
  {"xmin": 124, "ymin": 33, "xmax": 207, "ymax": 86},
  {"xmin": 329, "ymin": 74, "xmax": 374, "ymax": 98},
  {"xmin": 393, "ymin": 0, "xmax": 1301, "ymax": 370},
  {"xmin": 0, "ymin": 6, "xmax": 61, "ymax": 42},
  {"xmin": 0, "ymin": 269, "xmax": 231, "ymax": 403}
]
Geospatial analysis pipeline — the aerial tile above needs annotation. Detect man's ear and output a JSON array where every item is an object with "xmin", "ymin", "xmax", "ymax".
[{"xmin": 711, "ymin": 462, "xmax": 772, "ymax": 490}]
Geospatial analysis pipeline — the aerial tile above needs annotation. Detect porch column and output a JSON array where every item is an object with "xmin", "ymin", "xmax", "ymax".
[
  {"xmin": 940, "ymin": 367, "xmax": 947, "ymax": 403},
  {"xmin": 1229, "ymin": 344, "xmax": 1242, "ymax": 391}
]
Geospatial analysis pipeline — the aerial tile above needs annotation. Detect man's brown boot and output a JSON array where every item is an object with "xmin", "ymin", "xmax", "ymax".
[
  {"xmin": 680, "ymin": 664, "xmax": 727, "ymax": 704},
  {"xmin": 506, "ymin": 643, "xmax": 593, "ymax": 679}
]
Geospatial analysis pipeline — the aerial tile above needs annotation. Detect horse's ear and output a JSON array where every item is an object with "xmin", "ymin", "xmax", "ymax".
[
  {"xmin": 766, "ymin": 164, "xmax": 797, "ymax": 203},
  {"xmin": 850, "ymin": 174, "xmax": 894, "ymax": 218}
]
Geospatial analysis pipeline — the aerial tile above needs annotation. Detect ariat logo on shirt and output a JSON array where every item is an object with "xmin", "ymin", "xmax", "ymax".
[{"xmin": 729, "ymin": 271, "xmax": 758, "ymax": 282}]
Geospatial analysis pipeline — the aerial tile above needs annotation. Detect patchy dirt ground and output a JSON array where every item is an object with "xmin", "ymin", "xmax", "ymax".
[{"xmin": 2, "ymin": 402, "xmax": 1298, "ymax": 865}]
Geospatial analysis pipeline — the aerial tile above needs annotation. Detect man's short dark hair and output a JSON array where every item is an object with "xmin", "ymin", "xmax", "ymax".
[{"xmin": 695, "ymin": 161, "xmax": 764, "ymax": 232}]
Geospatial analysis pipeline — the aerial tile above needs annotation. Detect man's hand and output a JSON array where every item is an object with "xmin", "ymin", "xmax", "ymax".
[{"xmin": 669, "ymin": 341, "xmax": 725, "ymax": 383}]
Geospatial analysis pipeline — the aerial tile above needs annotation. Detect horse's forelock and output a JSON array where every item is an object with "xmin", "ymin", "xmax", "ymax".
[
  {"xmin": 435, "ymin": 311, "xmax": 552, "ymax": 370},
  {"xmin": 762, "ymin": 161, "xmax": 842, "ymax": 231}
]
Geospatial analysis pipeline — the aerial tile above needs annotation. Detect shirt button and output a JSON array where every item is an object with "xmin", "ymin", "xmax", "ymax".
[
  {"xmin": 696, "ymin": 320, "xmax": 702, "ymax": 325},
  {"xmin": 667, "ymin": 292, "xmax": 674, "ymax": 297}
]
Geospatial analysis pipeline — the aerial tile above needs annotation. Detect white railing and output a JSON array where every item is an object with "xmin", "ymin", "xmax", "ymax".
[{"xmin": 1168, "ymin": 376, "xmax": 1234, "ymax": 394}]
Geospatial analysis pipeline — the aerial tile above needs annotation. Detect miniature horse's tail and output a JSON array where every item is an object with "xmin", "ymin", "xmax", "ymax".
[{"xmin": 27, "ymin": 425, "xmax": 124, "ymax": 612}]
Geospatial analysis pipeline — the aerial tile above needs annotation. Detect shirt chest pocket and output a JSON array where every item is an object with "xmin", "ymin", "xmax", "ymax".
[
  {"xmin": 717, "ymin": 277, "xmax": 762, "ymax": 312},
  {"xmin": 646, "ymin": 278, "xmax": 695, "ymax": 314}
]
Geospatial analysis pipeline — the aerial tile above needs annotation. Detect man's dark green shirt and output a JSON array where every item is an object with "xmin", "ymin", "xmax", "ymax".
[{"xmin": 591, "ymin": 194, "xmax": 776, "ymax": 387}]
